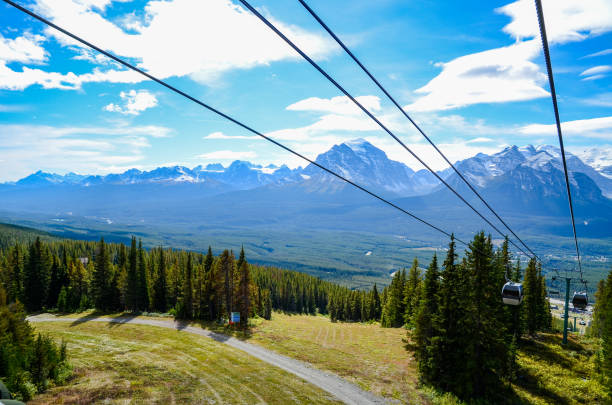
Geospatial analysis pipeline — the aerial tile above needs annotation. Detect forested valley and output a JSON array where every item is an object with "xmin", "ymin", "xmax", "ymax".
[{"xmin": 1, "ymin": 224, "xmax": 610, "ymax": 403}]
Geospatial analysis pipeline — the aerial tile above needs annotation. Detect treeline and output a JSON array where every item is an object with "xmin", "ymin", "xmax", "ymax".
[
  {"xmin": 592, "ymin": 268, "xmax": 612, "ymax": 399},
  {"xmin": 0, "ymin": 301, "xmax": 71, "ymax": 401},
  {"xmin": 0, "ymin": 235, "xmax": 361, "ymax": 325},
  {"xmin": 402, "ymin": 233, "xmax": 553, "ymax": 402}
]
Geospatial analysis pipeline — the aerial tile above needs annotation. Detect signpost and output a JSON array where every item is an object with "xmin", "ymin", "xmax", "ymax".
[{"xmin": 230, "ymin": 312, "xmax": 240, "ymax": 325}]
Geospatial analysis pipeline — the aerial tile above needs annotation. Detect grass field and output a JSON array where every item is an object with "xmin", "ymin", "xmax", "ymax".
[
  {"xmin": 242, "ymin": 313, "xmax": 422, "ymax": 404},
  {"xmin": 217, "ymin": 313, "xmax": 607, "ymax": 405},
  {"xmin": 29, "ymin": 312, "xmax": 607, "ymax": 405},
  {"xmin": 30, "ymin": 321, "xmax": 341, "ymax": 405},
  {"xmin": 512, "ymin": 333, "xmax": 606, "ymax": 405}
]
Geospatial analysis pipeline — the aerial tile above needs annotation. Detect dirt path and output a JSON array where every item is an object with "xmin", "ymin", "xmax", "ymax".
[{"xmin": 28, "ymin": 315, "xmax": 387, "ymax": 405}]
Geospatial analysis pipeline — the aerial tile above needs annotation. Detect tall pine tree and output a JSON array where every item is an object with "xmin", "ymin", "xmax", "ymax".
[
  {"xmin": 92, "ymin": 238, "xmax": 112, "ymax": 311},
  {"xmin": 152, "ymin": 247, "xmax": 168, "ymax": 312},
  {"xmin": 23, "ymin": 237, "xmax": 52, "ymax": 311},
  {"xmin": 403, "ymin": 259, "xmax": 421, "ymax": 326},
  {"xmin": 126, "ymin": 237, "xmax": 139, "ymax": 311},
  {"xmin": 414, "ymin": 254, "xmax": 439, "ymax": 383},
  {"xmin": 137, "ymin": 240, "xmax": 149, "ymax": 311}
]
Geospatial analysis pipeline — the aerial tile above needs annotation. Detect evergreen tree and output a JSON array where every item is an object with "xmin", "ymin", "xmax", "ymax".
[
  {"xmin": 152, "ymin": 247, "xmax": 168, "ymax": 312},
  {"xmin": 430, "ymin": 236, "xmax": 468, "ymax": 395},
  {"xmin": 47, "ymin": 255, "xmax": 66, "ymax": 308},
  {"xmin": 237, "ymin": 245, "xmax": 245, "ymax": 272},
  {"xmin": 126, "ymin": 237, "xmax": 139, "ymax": 311},
  {"xmin": 202, "ymin": 246, "xmax": 215, "ymax": 320},
  {"xmin": 602, "ymin": 270, "xmax": 612, "ymax": 398},
  {"xmin": 593, "ymin": 278, "xmax": 607, "ymax": 338},
  {"xmin": 23, "ymin": 237, "xmax": 52, "ymax": 311},
  {"xmin": 178, "ymin": 253, "xmax": 194, "ymax": 318},
  {"xmin": 523, "ymin": 258, "xmax": 539, "ymax": 336},
  {"xmin": 137, "ymin": 240, "xmax": 149, "ymax": 311},
  {"xmin": 371, "ymin": 283, "xmax": 381, "ymax": 321},
  {"xmin": 92, "ymin": 238, "xmax": 112, "ymax": 311},
  {"xmin": 404, "ymin": 259, "xmax": 421, "ymax": 325},
  {"xmin": 414, "ymin": 254, "xmax": 440, "ymax": 383},
  {"xmin": 536, "ymin": 264, "xmax": 552, "ymax": 331},
  {"xmin": 261, "ymin": 288, "xmax": 272, "ymax": 320},
  {"xmin": 117, "ymin": 243, "xmax": 128, "ymax": 308},
  {"xmin": 463, "ymin": 232, "xmax": 508, "ymax": 399},
  {"xmin": 237, "ymin": 260, "xmax": 251, "ymax": 328},
  {"xmin": 6, "ymin": 244, "xmax": 24, "ymax": 304},
  {"xmin": 218, "ymin": 250, "xmax": 235, "ymax": 319},
  {"xmin": 57, "ymin": 286, "xmax": 68, "ymax": 312},
  {"xmin": 381, "ymin": 270, "xmax": 406, "ymax": 327}
]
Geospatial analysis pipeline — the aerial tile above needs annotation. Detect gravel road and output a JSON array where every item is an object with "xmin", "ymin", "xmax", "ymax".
[{"xmin": 28, "ymin": 315, "xmax": 388, "ymax": 405}]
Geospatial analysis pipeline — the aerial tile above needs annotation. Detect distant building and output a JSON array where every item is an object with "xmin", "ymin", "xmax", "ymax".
[{"xmin": 78, "ymin": 257, "xmax": 89, "ymax": 265}]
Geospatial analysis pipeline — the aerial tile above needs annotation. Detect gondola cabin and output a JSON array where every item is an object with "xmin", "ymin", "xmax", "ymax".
[
  {"xmin": 572, "ymin": 291, "xmax": 588, "ymax": 310},
  {"xmin": 502, "ymin": 282, "xmax": 523, "ymax": 306}
]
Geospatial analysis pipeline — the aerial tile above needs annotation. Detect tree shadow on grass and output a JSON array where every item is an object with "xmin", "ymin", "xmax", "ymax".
[
  {"xmin": 68, "ymin": 311, "xmax": 139, "ymax": 328},
  {"xmin": 514, "ymin": 365, "xmax": 571, "ymax": 405},
  {"xmin": 519, "ymin": 334, "xmax": 590, "ymax": 373},
  {"xmin": 69, "ymin": 310, "xmax": 107, "ymax": 327},
  {"xmin": 106, "ymin": 312, "xmax": 140, "ymax": 329}
]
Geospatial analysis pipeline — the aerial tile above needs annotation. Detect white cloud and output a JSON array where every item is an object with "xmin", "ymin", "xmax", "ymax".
[
  {"xmin": 104, "ymin": 89, "xmax": 158, "ymax": 115},
  {"xmin": 1, "ymin": 0, "xmax": 335, "ymax": 91},
  {"xmin": 0, "ymin": 123, "xmax": 172, "ymax": 138},
  {"xmin": 407, "ymin": 40, "xmax": 548, "ymax": 112},
  {"xmin": 0, "ymin": 63, "xmax": 143, "ymax": 91},
  {"xmin": 519, "ymin": 116, "xmax": 612, "ymax": 139},
  {"xmin": 581, "ymin": 74, "xmax": 606, "ymax": 81},
  {"xmin": 0, "ymin": 123, "xmax": 170, "ymax": 181},
  {"xmin": 287, "ymin": 95, "xmax": 381, "ymax": 116},
  {"xmin": 583, "ymin": 48, "xmax": 612, "ymax": 58},
  {"xmin": 204, "ymin": 131, "xmax": 260, "ymax": 140},
  {"xmin": 580, "ymin": 65, "xmax": 611, "ymax": 76},
  {"xmin": 497, "ymin": 0, "xmax": 612, "ymax": 44},
  {"xmin": 407, "ymin": 0, "xmax": 612, "ymax": 112},
  {"xmin": 0, "ymin": 33, "xmax": 47, "ymax": 64},
  {"xmin": 197, "ymin": 150, "xmax": 257, "ymax": 161},
  {"xmin": 466, "ymin": 137, "xmax": 495, "ymax": 144}
]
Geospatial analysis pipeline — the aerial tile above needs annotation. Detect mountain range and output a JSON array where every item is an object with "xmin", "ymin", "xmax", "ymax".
[
  {"xmin": 6, "ymin": 139, "xmax": 612, "ymax": 200},
  {"xmin": 1, "ymin": 139, "xmax": 610, "ymax": 275}
]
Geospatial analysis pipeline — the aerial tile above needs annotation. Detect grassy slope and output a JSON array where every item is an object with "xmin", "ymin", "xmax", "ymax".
[
  {"xmin": 220, "ymin": 313, "xmax": 606, "ymax": 405},
  {"xmin": 30, "ymin": 312, "xmax": 606, "ymax": 404},
  {"xmin": 30, "ymin": 321, "xmax": 341, "ymax": 405},
  {"xmin": 244, "ymin": 313, "xmax": 422, "ymax": 403},
  {"xmin": 513, "ymin": 333, "xmax": 605, "ymax": 405}
]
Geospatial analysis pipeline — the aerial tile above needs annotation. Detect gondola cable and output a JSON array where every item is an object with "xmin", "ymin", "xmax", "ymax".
[
  {"xmin": 534, "ymin": 0, "xmax": 588, "ymax": 296},
  {"xmin": 238, "ymin": 0, "xmax": 538, "ymax": 263},
  {"xmin": 296, "ymin": 0, "xmax": 541, "ymax": 263}
]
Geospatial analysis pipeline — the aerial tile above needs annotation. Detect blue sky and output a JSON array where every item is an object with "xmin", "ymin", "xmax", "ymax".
[{"xmin": 0, "ymin": 0, "xmax": 611, "ymax": 181}]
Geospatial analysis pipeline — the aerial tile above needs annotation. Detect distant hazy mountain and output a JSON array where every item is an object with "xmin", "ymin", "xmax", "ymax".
[
  {"xmin": 11, "ymin": 162, "xmax": 302, "ymax": 191},
  {"xmin": 571, "ymin": 146, "xmax": 612, "ymax": 180},
  {"xmin": 439, "ymin": 144, "xmax": 612, "ymax": 199},
  {"xmin": 5, "ymin": 140, "xmax": 610, "ymax": 203},
  {"xmin": 301, "ymin": 138, "xmax": 438, "ymax": 196}
]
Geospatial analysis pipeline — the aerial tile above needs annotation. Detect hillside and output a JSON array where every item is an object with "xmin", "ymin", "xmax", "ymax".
[
  {"xmin": 27, "ymin": 312, "xmax": 606, "ymax": 405},
  {"xmin": 28, "ymin": 321, "xmax": 341, "ymax": 404},
  {"xmin": 2, "ymin": 224, "xmax": 609, "ymax": 404}
]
